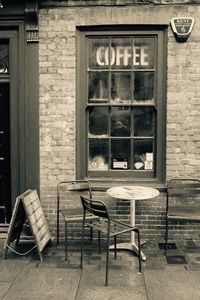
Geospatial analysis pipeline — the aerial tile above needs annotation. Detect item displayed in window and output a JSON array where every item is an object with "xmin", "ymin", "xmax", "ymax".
[
  {"xmin": 134, "ymin": 152, "xmax": 153, "ymax": 170},
  {"xmin": 88, "ymin": 155, "xmax": 108, "ymax": 170},
  {"xmin": 144, "ymin": 152, "xmax": 153, "ymax": 170},
  {"xmin": 112, "ymin": 158, "xmax": 128, "ymax": 169},
  {"xmin": 134, "ymin": 162, "xmax": 144, "ymax": 170}
]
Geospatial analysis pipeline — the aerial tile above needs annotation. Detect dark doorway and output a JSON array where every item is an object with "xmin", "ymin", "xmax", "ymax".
[{"xmin": 0, "ymin": 83, "xmax": 11, "ymax": 223}]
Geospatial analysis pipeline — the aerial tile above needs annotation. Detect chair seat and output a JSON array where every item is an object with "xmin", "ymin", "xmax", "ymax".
[
  {"xmin": 60, "ymin": 208, "xmax": 98, "ymax": 222},
  {"xmin": 60, "ymin": 207, "xmax": 83, "ymax": 217},
  {"xmin": 86, "ymin": 218, "xmax": 137, "ymax": 237},
  {"xmin": 168, "ymin": 206, "xmax": 200, "ymax": 221}
]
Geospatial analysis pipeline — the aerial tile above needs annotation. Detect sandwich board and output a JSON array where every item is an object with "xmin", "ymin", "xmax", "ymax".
[{"xmin": 4, "ymin": 189, "xmax": 51, "ymax": 261}]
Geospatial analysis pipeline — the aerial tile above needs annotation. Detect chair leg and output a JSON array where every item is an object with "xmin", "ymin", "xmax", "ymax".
[
  {"xmin": 81, "ymin": 223, "xmax": 85, "ymax": 269},
  {"xmin": 90, "ymin": 225, "xmax": 93, "ymax": 241},
  {"xmin": 114, "ymin": 236, "xmax": 117, "ymax": 259},
  {"xmin": 135, "ymin": 229, "xmax": 142, "ymax": 273},
  {"xmin": 105, "ymin": 233, "xmax": 110, "ymax": 286},
  {"xmin": 65, "ymin": 220, "xmax": 68, "ymax": 260},
  {"xmin": 165, "ymin": 218, "xmax": 169, "ymax": 256},
  {"xmin": 98, "ymin": 230, "xmax": 101, "ymax": 254},
  {"xmin": 57, "ymin": 204, "xmax": 60, "ymax": 245},
  {"xmin": 57, "ymin": 215, "xmax": 59, "ymax": 245}
]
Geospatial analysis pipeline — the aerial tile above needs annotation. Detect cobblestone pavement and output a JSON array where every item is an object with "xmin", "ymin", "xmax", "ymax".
[{"xmin": 1, "ymin": 238, "xmax": 200, "ymax": 299}]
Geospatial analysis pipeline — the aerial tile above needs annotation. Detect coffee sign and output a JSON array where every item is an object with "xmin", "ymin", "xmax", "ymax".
[
  {"xmin": 96, "ymin": 46, "xmax": 149, "ymax": 67},
  {"xmin": 171, "ymin": 17, "xmax": 194, "ymax": 42}
]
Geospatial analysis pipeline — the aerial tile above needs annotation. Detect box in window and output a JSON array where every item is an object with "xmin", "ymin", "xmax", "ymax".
[{"xmin": 112, "ymin": 158, "xmax": 128, "ymax": 170}]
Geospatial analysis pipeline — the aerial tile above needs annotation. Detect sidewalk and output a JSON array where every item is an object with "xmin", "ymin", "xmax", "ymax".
[{"xmin": 1, "ymin": 238, "xmax": 200, "ymax": 300}]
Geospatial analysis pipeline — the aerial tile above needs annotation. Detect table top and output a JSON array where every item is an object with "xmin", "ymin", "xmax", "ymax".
[{"xmin": 106, "ymin": 185, "xmax": 160, "ymax": 201}]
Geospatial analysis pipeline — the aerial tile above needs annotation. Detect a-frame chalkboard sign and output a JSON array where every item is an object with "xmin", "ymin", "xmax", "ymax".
[{"xmin": 4, "ymin": 189, "xmax": 51, "ymax": 261}]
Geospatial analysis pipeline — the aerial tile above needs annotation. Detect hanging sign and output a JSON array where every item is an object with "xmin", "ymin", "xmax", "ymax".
[{"xmin": 170, "ymin": 17, "xmax": 194, "ymax": 42}]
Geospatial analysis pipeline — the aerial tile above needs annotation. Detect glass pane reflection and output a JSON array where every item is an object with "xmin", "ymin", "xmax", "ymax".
[
  {"xmin": 88, "ymin": 72, "xmax": 108, "ymax": 102},
  {"xmin": 111, "ymin": 139, "xmax": 130, "ymax": 169},
  {"xmin": 111, "ymin": 72, "xmax": 131, "ymax": 103},
  {"xmin": 110, "ymin": 38, "xmax": 132, "ymax": 69},
  {"xmin": 88, "ymin": 38, "xmax": 109, "ymax": 70},
  {"xmin": 134, "ymin": 38, "xmax": 155, "ymax": 69},
  {"xmin": 88, "ymin": 107, "xmax": 108, "ymax": 137},
  {"xmin": 133, "ymin": 140, "xmax": 153, "ymax": 170},
  {"xmin": 134, "ymin": 72, "xmax": 154, "ymax": 100},
  {"xmin": 88, "ymin": 139, "xmax": 109, "ymax": 170},
  {"xmin": 134, "ymin": 107, "xmax": 154, "ymax": 137},
  {"xmin": 111, "ymin": 107, "xmax": 130, "ymax": 137},
  {"xmin": 0, "ymin": 41, "xmax": 9, "ymax": 74}
]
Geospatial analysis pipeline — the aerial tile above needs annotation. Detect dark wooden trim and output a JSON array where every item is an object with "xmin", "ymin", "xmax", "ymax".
[
  {"xmin": 77, "ymin": 26, "xmax": 167, "ymax": 183},
  {"xmin": 0, "ymin": 17, "xmax": 39, "ymax": 208},
  {"xmin": 26, "ymin": 41, "xmax": 39, "ymax": 193},
  {"xmin": 25, "ymin": 0, "xmax": 39, "ymax": 43}
]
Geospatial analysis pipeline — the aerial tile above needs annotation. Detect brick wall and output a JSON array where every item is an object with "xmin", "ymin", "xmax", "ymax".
[{"xmin": 39, "ymin": 3, "xmax": 200, "ymax": 242}]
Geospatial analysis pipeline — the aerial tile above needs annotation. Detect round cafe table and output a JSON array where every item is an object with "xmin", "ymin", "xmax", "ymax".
[{"xmin": 106, "ymin": 185, "xmax": 160, "ymax": 261}]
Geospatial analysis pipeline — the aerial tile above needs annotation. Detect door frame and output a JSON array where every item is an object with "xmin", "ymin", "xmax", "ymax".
[{"xmin": 0, "ymin": 20, "xmax": 39, "ymax": 213}]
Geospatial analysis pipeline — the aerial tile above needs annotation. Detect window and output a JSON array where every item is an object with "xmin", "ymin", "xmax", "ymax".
[{"xmin": 77, "ymin": 28, "xmax": 166, "ymax": 182}]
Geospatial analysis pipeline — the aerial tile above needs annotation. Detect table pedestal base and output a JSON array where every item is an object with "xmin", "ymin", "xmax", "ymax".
[{"xmin": 109, "ymin": 242, "xmax": 146, "ymax": 261}]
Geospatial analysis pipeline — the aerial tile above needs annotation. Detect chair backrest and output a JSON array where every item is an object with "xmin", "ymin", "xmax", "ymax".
[
  {"xmin": 57, "ymin": 180, "xmax": 92, "ymax": 211},
  {"xmin": 167, "ymin": 179, "xmax": 200, "ymax": 207},
  {"xmin": 80, "ymin": 195, "xmax": 109, "ymax": 219},
  {"xmin": 167, "ymin": 179, "xmax": 200, "ymax": 196}
]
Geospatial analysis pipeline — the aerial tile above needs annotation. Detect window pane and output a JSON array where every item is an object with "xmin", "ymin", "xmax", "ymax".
[
  {"xmin": 110, "ymin": 38, "xmax": 132, "ymax": 69},
  {"xmin": 111, "ymin": 107, "xmax": 130, "ymax": 137},
  {"xmin": 134, "ymin": 71, "xmax": 154, "ymax": 100},
  {"xmin": 88, "ymin": 72, "xmax": 108, "ymax": 102},
  {"xmin": 88, "ymin": 107, "xmax": 108, "ymax": 137},
  {"xmin": 134, "ymin": 107, "xmax": 154, "ymax": 137},
  {"xmin": 88, "ymin": 38, "xmax": 109, "ymax": 70},
  {"xmin": 133, "ymin": 140, "xmax": 153, "ymax": 170},
  {"xmin": 0, "ymin": 41, "xmax": 9, "ymax": 74},
  {"xmin": 134, "ymin": 38, "xmax": 155, "ymax": 69},
  {"xmin": 111, "ymin": 72, "xmax": 131, "ymax": 103},
  {"xmin": 88, "ymin": 139, "xmax": 109, "ymax": 170},
  {"xmin": 111, "ymin": 139, "xmax": 130, "ymax": 169}
]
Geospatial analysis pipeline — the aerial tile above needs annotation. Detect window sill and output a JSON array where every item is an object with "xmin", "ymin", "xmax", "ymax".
[{"xmin": 87, "ymin": 177, "xmax": 167, "ymax": 193}]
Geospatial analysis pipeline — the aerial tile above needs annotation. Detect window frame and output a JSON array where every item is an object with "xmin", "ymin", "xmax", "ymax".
[{"xmin": 77, "ymin": 26, "xmax": 167, "ymax": 184}]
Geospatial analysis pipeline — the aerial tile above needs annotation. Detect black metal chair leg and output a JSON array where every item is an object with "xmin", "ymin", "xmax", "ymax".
[
  {"xmin": 136, "ymin": 229, "xmax": 142, "ymax": 273},
  {"xmin": 81, "ymin": 223, "xmax": 85, "ymax": 269},
  {"xmin": 98, "ymin": 230, "xmax": 101, "ymax": 254},
  {"xmin": 90, "ymin": 224, "xmax": 93, "ymax": 241},
  {"xmin": 114, "ymin": 236, "xmax": 117, "ymax": 259},
  {"xmin": 165, "ymin": 219, "xmax": 169, "ymax": 256},
  {"xmin": 105, "ymin": 233, "xmax": 110, "ymax": 286},
  {"xmin": 57, "ymin": 194, "xmax": 60, "ymax": 245},
  {"xmin": 65, "ymin": 220, "xmax": 68, "ymax": 260}
]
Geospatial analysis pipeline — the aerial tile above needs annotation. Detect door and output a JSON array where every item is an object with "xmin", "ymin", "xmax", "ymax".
[
  {"xmin": 0, "ymin": 34, "xmax": 18, "ymax": 223},
  {"xmin": 0, "ymin": 82, "xmax": 11, "ymax": 223}
]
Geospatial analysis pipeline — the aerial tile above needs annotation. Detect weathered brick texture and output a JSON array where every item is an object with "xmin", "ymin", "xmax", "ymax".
[{"xmin": 39, "ymin": 3, "xmax": 200, "ymax": 242}]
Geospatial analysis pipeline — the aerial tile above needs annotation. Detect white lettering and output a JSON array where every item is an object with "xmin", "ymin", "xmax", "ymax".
[
  {"xmin": 134, "ymin": 47, "xmax": 140, "ymax": 66},
  {"xmin": 124, "ymin": 46, "xmax": 132, "ymax": 66},
  {"xmin": 110, "ymin": 47, "xmax": 115, "ymax": 65},
  {"xmin": 141, "ymin": 46, "xmax": 148, "ymax": 66},
  {"xmin": 116, "ymin": 47, "xmax": 124, "ymax": 66},
  {"xmin": 96, "ymin": 45, "xmax": 150, "ymax": 67},
  {"xmin": 96, "ymin": 47, "xmax": 105, "ymax": 66}
]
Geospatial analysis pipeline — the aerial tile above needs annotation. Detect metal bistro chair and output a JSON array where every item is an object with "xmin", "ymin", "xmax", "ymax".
[
  {"xmin": 165, "ymin": 178, "xmax": 200, "ymax": 255},
  {"xmin": 80, "ymin": 195, "xmax": 142, "ymax": 286},
  {"xmin": 57, "ymin": 180, "xmax": 98, "ymax": 259}
]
